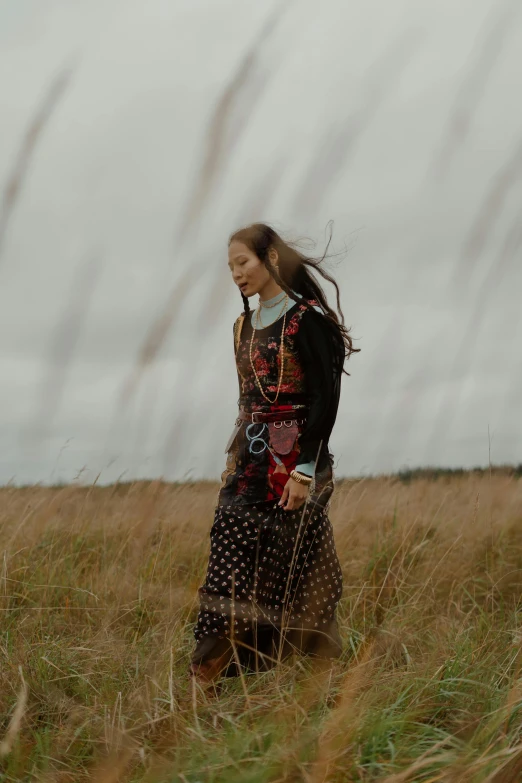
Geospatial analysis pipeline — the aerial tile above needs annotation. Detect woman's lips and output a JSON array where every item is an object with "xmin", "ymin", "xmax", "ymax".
[{"xmin": 240, "ymin": 283, "xmax": 248, "ymax": 291}]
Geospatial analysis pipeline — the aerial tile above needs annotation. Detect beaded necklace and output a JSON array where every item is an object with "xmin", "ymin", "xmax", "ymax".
[
  {"xmin": 258, "ymin": 291, "xmax": 286, "ymax": 310},
  {"xmin": 249, "ymin": 292, "xmax": 289, "ymax": 404}
]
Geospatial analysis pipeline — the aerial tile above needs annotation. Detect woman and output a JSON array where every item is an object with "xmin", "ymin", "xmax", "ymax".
[{"xmin": 190, "ymin": 222, "xmax": 359, "ymax": 682}]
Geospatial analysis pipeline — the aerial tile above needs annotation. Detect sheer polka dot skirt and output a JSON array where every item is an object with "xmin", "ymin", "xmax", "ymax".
[{"xmin": 192, "ymin": 501, "xmax": 343, "ymax": 665}]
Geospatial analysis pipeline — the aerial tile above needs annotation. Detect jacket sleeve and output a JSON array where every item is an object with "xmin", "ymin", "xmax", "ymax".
[
  {"xmin": 295, "ymin": 457, "xmax": 316, "ymax": 476},
  {"xmin": 293, "ymin": 307, "xmax": 344, "ymax": 471}
]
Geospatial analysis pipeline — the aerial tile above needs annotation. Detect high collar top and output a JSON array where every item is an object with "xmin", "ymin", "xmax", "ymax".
[{"xmin": 250, "ymin": 291, "xmax": 298, "ymax": 329}]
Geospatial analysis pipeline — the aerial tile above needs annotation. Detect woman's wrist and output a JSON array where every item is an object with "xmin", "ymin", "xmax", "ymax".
[{"xmin": 289, "ymin": 469, "xmax": 313, "ymax": 485}]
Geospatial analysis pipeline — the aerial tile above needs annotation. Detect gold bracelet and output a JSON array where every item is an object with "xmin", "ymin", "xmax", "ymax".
[{"xmin": 290, "ymin": 469, "xmax": 313, "ymax": 485}]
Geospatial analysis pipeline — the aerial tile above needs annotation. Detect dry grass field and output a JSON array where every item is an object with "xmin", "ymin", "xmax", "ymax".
[{"xmin": 0, "ymin": 471, "xmax": 521, "ymax": 782}]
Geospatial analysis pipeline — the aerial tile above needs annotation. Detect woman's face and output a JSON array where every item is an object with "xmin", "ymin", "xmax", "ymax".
[{"xmin": 227, "ymin": 240, "xmax": 271, "ymax": 297}]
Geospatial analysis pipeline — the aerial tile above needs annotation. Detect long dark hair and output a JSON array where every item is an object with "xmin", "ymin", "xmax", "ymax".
[{"xmin": 228, "ymin": 221, "xmax": 360, "ymax": 375}]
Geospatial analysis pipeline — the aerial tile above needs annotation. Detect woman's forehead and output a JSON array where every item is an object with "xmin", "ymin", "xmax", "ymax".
[{"xmin": 228, "ymin": 240, "xmax": 251, "ymax": 258}]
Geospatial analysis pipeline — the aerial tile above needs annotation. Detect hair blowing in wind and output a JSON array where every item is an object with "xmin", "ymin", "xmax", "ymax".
[{"xmin": 229, "ymin": 222, "xmax": 360, "ymax": 376}]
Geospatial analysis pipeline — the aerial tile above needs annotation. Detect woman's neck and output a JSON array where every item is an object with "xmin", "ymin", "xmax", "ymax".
[{"xmin": 258, "ymin": 282, "xmax": 284, "ymax": 301}]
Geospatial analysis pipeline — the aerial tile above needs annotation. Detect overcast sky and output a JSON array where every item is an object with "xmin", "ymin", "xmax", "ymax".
[{"xmin": 0, "ymin": 0, "xmax": 521, "ymax": 485}]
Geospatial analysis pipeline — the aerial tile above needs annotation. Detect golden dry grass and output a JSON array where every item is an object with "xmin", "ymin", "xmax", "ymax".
[{"xmin": 0, "ymin": 471, "xmax": 521, "ymax": 781}]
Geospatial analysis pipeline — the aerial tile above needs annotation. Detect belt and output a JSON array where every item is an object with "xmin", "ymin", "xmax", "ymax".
[{"xmin": 237, "ymin": 407, "xmax": 307, "ymax": 424}]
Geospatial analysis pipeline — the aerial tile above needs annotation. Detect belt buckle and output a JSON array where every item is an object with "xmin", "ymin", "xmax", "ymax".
[{"xmin": 251, "ymin": 411, "xmax": 262, "ymax": 423}]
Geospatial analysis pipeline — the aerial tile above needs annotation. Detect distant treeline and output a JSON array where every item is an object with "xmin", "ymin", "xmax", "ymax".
[{"xmin": 392, "ymin": 464, "xmax": 522, "ymax": 484}]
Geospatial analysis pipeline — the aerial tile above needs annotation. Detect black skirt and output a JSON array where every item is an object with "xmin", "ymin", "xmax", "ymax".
[{"xmin": 192, "ymin": 498, "xmax": 343, "ymax": 674}]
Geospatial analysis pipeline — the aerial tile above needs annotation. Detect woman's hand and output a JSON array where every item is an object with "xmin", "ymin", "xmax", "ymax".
[{"xmin": 278, "ymin": 476, "xmax": 310, "ymax": 510}]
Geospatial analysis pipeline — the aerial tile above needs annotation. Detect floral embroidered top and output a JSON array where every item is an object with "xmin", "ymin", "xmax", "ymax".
[
  {"xmin": 247, "ymin": 292, "xmax": 322, "ymax": 476},
  {"xmin": 234, "ymin": 291, "xmax": 344, "ymax": 477}
]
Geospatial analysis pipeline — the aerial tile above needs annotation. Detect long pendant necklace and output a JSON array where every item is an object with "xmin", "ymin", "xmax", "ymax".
[{"xmin": 249, "ymin": 292, "xmax": 289, "ymax": 404}]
